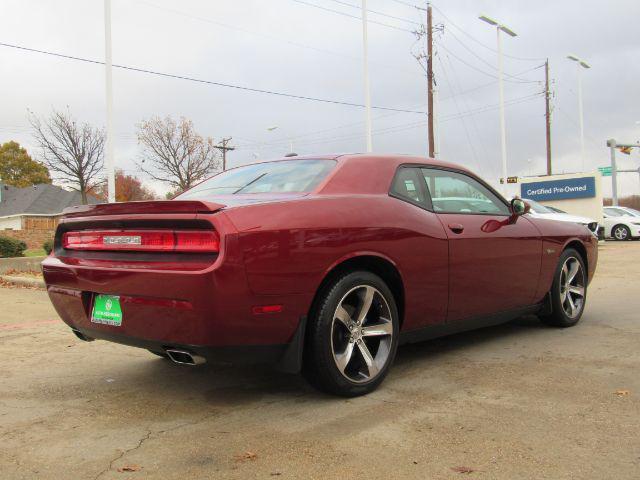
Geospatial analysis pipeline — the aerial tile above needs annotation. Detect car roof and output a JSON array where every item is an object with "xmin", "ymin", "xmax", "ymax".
[{"xmin": 310, "ymin": 153, "xmax": 479, "ymax": 195}]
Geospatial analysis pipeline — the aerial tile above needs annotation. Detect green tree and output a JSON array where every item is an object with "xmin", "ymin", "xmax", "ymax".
[{"xmin": 0, "ymin": 141, "xmax": 51, "ymax": 187}]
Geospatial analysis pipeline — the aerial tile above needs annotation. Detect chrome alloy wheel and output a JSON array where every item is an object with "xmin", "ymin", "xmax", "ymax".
[
  {"xmin": 614, "ymin": 226, "xmax": 629, "ymax": 240},
  {"xmin": 559, "ymin": 257, "xmax": 585, "ymax": 319},
  {"xmin": 331, "ymin": 285, "xmax": 394, "ymax": 383}
]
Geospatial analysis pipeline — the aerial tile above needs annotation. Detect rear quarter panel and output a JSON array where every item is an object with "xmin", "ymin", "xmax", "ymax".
[{"xmin": 224, "ymin": 195, "xmax": 450, "ymax": 330}]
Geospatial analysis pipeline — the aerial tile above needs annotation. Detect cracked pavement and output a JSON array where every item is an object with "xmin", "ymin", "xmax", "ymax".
[{"xmin": 1, "ymin": 242, "xmax": 639, "ymax": 479}]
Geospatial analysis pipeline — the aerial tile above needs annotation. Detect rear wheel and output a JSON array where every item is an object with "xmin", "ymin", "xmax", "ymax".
[
  {"xmin": 612, "ymin": 224, "xmax": 631, "ymax": 241},
  {"xmin": 540, "ymin": 248, "xmax": 587, "ymax": 328},
  {"xmin": 303, "ymin": 271, "xmax": 399, "ymax": 397}
]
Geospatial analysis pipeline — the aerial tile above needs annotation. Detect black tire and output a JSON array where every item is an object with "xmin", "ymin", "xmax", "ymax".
[
  {"xmin": 303, "ymin": 271, "xmax": 399, "ymax": 397},
  {"xmin": 540, "ymin": 248, "xmax": 587, "ymax": 328},
  {"xmin": 612, "ymin": 224, "xmax": 631, "ymax": 241}
]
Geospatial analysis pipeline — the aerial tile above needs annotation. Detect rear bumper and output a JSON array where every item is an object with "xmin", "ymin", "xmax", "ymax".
[
  {"xmin": 42, "ymin": 226, "xmax": 313, "ymax": 371},
  {"xmin": 71, "ymin": 325, "xmax": 288, "ymax": 365}
]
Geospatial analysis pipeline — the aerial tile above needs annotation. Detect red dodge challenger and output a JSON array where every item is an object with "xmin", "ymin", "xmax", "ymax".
[{"xmin": 43, "ymin": 154, "xmax": 598, "ymax": 396}]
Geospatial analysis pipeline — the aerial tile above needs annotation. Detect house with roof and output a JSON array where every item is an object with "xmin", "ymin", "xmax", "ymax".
[{"xmin": 0, "ymin": 183, "xmax": 102, "ymax": 231}]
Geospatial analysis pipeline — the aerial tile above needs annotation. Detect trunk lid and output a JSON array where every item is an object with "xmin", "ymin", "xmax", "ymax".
[{"xmin": 62, "ymin": 200, "xmax": 226, "ymax": 218}]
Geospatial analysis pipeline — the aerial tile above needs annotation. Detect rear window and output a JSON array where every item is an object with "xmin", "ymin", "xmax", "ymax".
[{"xmin": 176, "ymin": 159, "xmax": 336, "ymax": 199}]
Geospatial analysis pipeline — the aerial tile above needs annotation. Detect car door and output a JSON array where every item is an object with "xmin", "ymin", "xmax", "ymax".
[
  {"xmin": 602, "ymin": 208, "xmax": 623, "ymax": 237},
  {"xmin": 421, "ymin": 167, "xmax": 542, "ymax": 322}
]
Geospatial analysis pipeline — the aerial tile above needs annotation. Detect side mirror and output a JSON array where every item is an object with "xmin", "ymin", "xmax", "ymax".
[
  {"xmin": 511, "ymin": 198, "xmax": 530, "ymax": 217},
  {"xmin": 482, "ymin": 199, "xmax": 530, "ymax": 233}
]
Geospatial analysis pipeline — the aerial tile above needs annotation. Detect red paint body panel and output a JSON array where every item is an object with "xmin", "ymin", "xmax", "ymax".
[
  {"xmin": 42, "ymin": 154, "xmax": 598, "ymax": 362},
  {"xmin": 439, "ymin": 214, "xmax": 542, "ymax": 321}
]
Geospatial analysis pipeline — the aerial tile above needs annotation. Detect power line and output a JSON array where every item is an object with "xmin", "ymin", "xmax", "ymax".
[
  {"xmin": 442, "ymin": 24, "xmax": 544, "ymax": 82},
  {"xmin": 290, "ymin": 0, "xmax": 413, "ymax": 32},
  {"xmin": 136, "ymin": 0, "xmax": 425, "ymax": 79},
  {"xmin": 325, "ymin": 0, "xmax": 420, "ymax": 25},
  {"xmin": 431, "ymin": 3, "xmax": 546, "ymax": 62},
  {"xmin": 235, "ymin": 101, "xmax": 427, "ymax": 149},
  {"xmin": 437, "ymin": 53, "xmax": 481, "ymax": 168},
  {"xmin": 388, "ymin": 0, "xmax": 426, "ymax": 10},
  {"xmin": 0, "ymin": 42, "xmax": 429, "ymax": 114},
  {"xmin": 237, "ymin": 94, "xmax": 542, "ymax": 150},
  {"xmin": 438, "ymin": 43, "xmax": 540, "ymax": 84},
  {"xmin": 439, "ymin": 64, "xmax": 545, "ymax": 100}
]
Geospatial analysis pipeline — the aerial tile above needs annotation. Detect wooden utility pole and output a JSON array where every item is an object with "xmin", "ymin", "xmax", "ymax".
[
  {"xmin": 426, "ymin": 3, "xmax": 435, "ymax": 158},
  {"xmin": 545, "ymin": 59, "xmax": 552, "ymax": 175},
  {"xmin": 216, "ymin": 137, "xmax": 235, "ymax": 171}
]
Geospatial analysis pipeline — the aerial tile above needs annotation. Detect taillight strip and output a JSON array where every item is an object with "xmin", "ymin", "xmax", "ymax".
[{"xmin": 62, "ymin": 230, "xmax": 219, "ymax": 253}]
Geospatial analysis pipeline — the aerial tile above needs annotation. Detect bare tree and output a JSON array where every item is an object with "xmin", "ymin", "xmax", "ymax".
[
  {"xmin": 136, "ymin": 116, "xmax": 220, "ymax": 192},
  {"xmin": 29, "ymin": 108, "xmax": 104, "ymax": 204}
]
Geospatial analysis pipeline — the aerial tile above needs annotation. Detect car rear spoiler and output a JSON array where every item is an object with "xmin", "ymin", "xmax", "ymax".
[{"xmin": 62, "ymin": 200, "xmax": 227, "ymax": 218}]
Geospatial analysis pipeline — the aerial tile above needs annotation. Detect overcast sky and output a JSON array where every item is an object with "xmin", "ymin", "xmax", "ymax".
[{"xmin": 1, "ymin": 0, "xmax": 639, "ymax": 198}]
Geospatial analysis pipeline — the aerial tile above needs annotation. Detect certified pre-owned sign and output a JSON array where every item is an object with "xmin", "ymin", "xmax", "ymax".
[{"xmin": 521, "ymin": 177, "xmax": 596, "ymax": 201}]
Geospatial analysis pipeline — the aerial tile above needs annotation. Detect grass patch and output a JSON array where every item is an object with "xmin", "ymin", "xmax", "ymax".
[{"xmin": 24, "ymin": 249, "xmax": 46, "ymax": 257}]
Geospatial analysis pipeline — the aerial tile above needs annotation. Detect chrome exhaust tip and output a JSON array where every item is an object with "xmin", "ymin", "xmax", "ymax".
[
  {"xmin": 165, "ymin": 349, "xmax": 206, "ymax": 366},
  {"xmin": 71, "ymin": 329, "xmax": 94, "ymax": 342}
]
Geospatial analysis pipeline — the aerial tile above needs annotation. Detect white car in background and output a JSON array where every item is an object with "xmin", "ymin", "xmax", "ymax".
[
  {"xmin": 602, "ymin": 207, "xmax": 640, "ymax": 240},
  {"xmin": 522, "ymin": 199, "xmax": 599, "ymax": 237},
  {"xmin": 604, "ymin": 206, "xmax": 640, "ymax": 218}
]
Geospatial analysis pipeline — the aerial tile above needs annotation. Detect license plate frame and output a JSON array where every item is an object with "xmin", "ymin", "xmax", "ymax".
[{"xmin": 91, "ymin": 294, "xmax": 123, "ymax": 326}]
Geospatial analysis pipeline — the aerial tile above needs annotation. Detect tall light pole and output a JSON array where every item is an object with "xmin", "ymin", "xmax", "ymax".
[
  {"xmin": 361, "ymin": 0, "xmax": 373, "ymax": 152},
  {"xmin": 267, "ymin": 126, "xmax": 294, "ymax": 154},
  {"xmin": 567, "ymin": 54, "xmax": 590, "ymax": 173},
  {"xmin": 104, "ymin": 0, "xmax": 115, "ymax": 203},
  {"xmin": 479, "ymin": 14, "xmax": 517, "ymax": 196}
]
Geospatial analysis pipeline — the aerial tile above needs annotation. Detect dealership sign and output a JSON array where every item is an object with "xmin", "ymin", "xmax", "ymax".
[{"xmin": 521, "ymin": 177, "xmax": 596, "ymax": 201}]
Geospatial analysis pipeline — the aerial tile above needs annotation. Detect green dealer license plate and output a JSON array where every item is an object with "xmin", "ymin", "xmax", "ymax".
[{"xmin": 91, "ymin": 294, "xmax": 123, "ymax": 326}]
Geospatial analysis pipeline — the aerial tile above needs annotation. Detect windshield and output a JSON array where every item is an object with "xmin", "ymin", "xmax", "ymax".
[
  {"xmin": 523, "ymin": 198, "xmax": 554, "ymax": 214},
  {"xmin": 176, "ymin": 159, "xmax": 336, "ymax": 199}
]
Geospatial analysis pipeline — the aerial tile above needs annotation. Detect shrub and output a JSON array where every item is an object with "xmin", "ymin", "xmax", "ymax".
[
  {"xmin": 43, "ymin": 239, "xmax": 54, "ymax": 255},
  {"xmin": 0, "ymin": 236, "xmax": 27, "ymax": 258}
]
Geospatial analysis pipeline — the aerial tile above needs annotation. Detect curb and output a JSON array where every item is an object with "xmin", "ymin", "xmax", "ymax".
[
  {"xmin": 0, "ymin": 275, "xmax": 46, "ymax": 288},
  {"xmin": 0, "ymin": 256, "xmax": 46, "ymax": 274}
]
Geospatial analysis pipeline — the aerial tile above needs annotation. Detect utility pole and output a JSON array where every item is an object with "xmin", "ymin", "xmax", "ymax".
[
  {"xmin": 361, "ymin": 0, "xmax": 373, "ymax": 152},
  {"xmin": 545, "ymin": 59, "xmax": 552, "ymax": 175},
  {"xmin": 104, "ymin": 0, "xmax": 115, "ymax": 203},
  {"xmin": 426, "ymin": 3, "xmax": 435, "ymax": 158},
  {"xmin": 216, "ymin": 137, "xmax": 235, "ymax": 171},
  {"xmin": 607, "ymin": 139, "xmax": 619, "ymax": 206}
]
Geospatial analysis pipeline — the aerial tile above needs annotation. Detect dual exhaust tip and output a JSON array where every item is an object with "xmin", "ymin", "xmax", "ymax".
[
  {"xmin": 165, "ymin": 349, "xmax": 206, "ymax": 366},
  {"xmin": 70, "ymin": 329, "xmax": 206, "ymax": 366}
]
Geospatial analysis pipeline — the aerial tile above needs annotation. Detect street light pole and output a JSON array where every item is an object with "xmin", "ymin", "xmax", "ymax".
[
  {"xmin": 267, "ymin": 126, "xmax": 294, "ymax": 155},
  {"xmin": 496, "ymin": 26, "xmax": 508, "ymax": 196},
  {"xmin": 104, "ymin": 0, "xmax": 115, "ymax": 203},
  {"xmin": 567, "ymin": 54, "xmax": 591, "ymax": 173},
  {"xmin": 479, "ymin": 15, "xmax": 517, "ymax": 196},
  {"xmin": 361, "ymin": 0, "xmax": 373, "ymax": 152}
]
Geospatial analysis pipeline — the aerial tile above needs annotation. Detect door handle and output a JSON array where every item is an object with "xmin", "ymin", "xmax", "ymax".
[{"xmin": 448, "ymin": 223, "xmax": 464, "ymax": 234}]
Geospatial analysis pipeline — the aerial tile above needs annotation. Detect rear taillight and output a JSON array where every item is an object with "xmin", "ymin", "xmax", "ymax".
[{"xmin": 62, "ymin": 230, "xmax": 220, "ymax": 253}]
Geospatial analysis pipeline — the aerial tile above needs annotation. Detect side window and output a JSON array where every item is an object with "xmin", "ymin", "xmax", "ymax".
[
  {"xmin": 421, "ymin": 168, "xmax": 509, "ymax": 215},
  {"xmin": 390, "ymin": 167, "xmax": 431, "ymax": 209}
]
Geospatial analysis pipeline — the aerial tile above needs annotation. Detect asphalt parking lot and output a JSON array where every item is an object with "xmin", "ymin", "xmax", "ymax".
[{"xmin": 1, "ymin": 242, "xmax": 639, "ymax": 479}]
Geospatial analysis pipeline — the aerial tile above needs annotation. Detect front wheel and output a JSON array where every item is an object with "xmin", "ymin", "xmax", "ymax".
[
  {"xmin": 303, "ymin": 271, "xmax": 399, "ymax": 397},
  {"xmin": 540, "ymin": 248, "xmax": 587, "ymax": 328}
]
